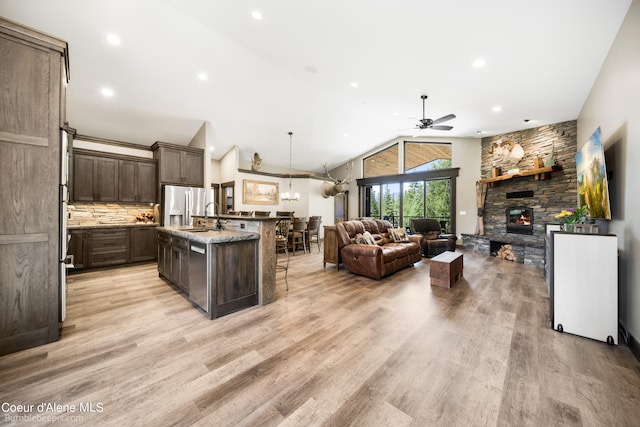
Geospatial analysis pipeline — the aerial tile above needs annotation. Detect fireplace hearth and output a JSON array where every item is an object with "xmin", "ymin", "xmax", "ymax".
[{"xmin": 506, "ymin": 207, "xmax": 533, "ymax": 235}]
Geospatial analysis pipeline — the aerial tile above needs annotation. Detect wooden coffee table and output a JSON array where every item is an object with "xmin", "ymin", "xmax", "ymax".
[{"xmin": 430, "ymin": 251, "xmax": 463, "ymax": 288}]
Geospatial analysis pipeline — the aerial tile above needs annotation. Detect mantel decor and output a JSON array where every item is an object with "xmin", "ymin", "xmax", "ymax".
[{"xmin": 242, "ymin": 179, "xmax": 279, "ymax": 205}]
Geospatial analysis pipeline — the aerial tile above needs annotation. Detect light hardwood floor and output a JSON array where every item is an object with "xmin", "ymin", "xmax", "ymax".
[{"xmin": 1, "ymin": 248, "xmax": 639, "ymax": 426}]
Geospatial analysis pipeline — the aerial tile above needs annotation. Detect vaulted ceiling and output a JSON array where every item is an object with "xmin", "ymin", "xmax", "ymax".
[{"xmin": 0, "ymin": 0, "xmax": 631, "ymax": 173}]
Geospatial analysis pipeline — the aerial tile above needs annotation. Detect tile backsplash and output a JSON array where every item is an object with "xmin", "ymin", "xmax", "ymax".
[{"xmin": 68, "ymin": 203, "xmax": 156, "ymax": 226}]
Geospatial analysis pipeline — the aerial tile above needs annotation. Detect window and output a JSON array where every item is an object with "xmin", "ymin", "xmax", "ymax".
[
  {"xmin": 364, "ymin": 144, "xmax": 398, "ymax": 178},
  {"xmin": 404, "ymin": 141, "xmax": 451, "ymax": 173}
]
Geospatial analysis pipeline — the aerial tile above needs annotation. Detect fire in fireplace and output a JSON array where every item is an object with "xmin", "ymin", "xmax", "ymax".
[{"xmin": 506, "ymin": 207, "xmax": 533, "ymax": 234}]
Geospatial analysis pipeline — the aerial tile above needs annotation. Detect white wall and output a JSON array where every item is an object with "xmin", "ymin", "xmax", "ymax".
[
  {"xmin": 578, "ymin": 0, "xmax": 640, "ymax": 342},
  {"xmin": 334, "ymin": 136, "xmax": 482, "ymax": 237}
]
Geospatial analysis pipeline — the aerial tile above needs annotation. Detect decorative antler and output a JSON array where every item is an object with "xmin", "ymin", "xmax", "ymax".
[{"xmin": 320, "ymin": 162, "xmax": 352, "ymax": 198}]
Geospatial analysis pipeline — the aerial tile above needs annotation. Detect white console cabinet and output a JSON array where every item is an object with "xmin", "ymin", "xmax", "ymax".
[{"xmin": 551, "ymin": 232, "xmax": 618, "ymax": 344}]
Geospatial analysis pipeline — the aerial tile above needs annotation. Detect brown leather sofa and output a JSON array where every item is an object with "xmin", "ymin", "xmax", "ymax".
[
  {"xmin": 335, "ymin": 219, "xmax": 422, "ymax": 280},
  {"xmin": 409, "ymin": 218, "xmax": 457, "ymax": 257}
]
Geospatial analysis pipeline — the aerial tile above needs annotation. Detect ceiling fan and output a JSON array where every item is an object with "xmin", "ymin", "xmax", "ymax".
[{"xmin": 412, "ymin": 95, "xmax": 456, "ymax": 131}]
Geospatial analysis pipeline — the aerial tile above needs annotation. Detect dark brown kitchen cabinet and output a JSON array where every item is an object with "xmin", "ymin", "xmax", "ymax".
[
  {"xmin": 72, "ymin": 149, "xmax": 157, "ymax": 203},
  {"xmin": 72, "ymin": 151, "xmax": 119, "ymax": 202},
  {"xmin": 130, "ymin": 226, "xmax": 157, "ymax": 262},
  {"xmin": 67, "ymin": 226, "xmax": 158, "ymax": 271},
  {"xmin": 87, "ymin": 229, "xmax": 128, "ymax": 267},
  {"xmin": 119, "ymin": 158, "xmax": 157, "ymax": 203},
  {"xmin": 0, "ymin": 17, "xmax": 69, "ymax": 355},
  {"xmin": 152, "ymin": 141, "xmax": 204, "ymax": 187},
  {"xmin": 157, "ymin": 231, "xmax": 189, "ymax": 293},
  {"xmin": 68, "ymin": 229, "xmax": 88, "ymax": 269}
]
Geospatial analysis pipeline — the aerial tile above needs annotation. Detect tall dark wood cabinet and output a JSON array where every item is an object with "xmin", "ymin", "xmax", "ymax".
[
  {"xmin": 0, "ymin": 18, "xmax": 69, "ymax": 355},
  {"xmin": 151, "ymin": 141, "xmax": 204, "ymax": 191}
]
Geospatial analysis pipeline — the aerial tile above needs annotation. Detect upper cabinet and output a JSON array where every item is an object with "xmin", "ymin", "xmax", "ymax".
[
  {"xmin": 72, "ymin": 148, "xmax": 157, "ymax": 203},
  {"xmin": 118, "ymin": 158, "xmax": 157, "ymax": 203},
  {"xmin": 151, "ymin": 142, "xmax": 204, "ymax": 187},
  {"xmin": 73, "ymin": 152, "xmax": 119, "ymax": 202}
]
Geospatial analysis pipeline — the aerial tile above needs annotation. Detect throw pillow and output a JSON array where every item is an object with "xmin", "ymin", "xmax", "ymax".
[
  {"xmin": 388, "ymin": 227, "xmax": 410, "ymax": 243},
  {"xmin": 361, "ymin": 231, "xmax": 377, "ymax": 245}
]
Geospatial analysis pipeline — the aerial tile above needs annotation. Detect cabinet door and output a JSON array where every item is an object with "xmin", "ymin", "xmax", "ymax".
[
  {"xmin": 73, "ymin": 154, "xmax": 96, "ymax": 201},
  {"xmin": 159, "ymin": 147, "xmax": 183, "ymax": 184},
  {"xmin": 178, "ymin": 245, "xmax": 189, "ymax": 292},
  {"xmin": 184, "ymin": 151, "xmax": 204, "ymax": 186},
  {"xmin": 130, "ymin": 227, "xmax": 157, "ymax": 262},
  {"xmin": 118, "ymin": 159, "xmax": 137, "ymax": 202},
  {"xmin": 67, "ymin": 229, "xmax": 88, "ymax": 269},
  {"xmin": 95, "ymin": 156, "xmax": 118, "ymax": 201},
  {"xmin": 137, "ymin": 161, "xmax": 157, "ymax": 203}
]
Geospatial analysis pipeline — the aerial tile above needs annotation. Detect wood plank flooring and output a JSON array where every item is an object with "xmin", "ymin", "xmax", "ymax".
[{"xmin": 1, "ymin": 248, "xmax": 639, "ymax": 426}]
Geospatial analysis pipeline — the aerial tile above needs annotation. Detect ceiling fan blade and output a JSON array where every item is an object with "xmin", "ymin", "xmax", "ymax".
[
  {"xmin": 429, "ymin": 125, "xmax": 453, "ymax": 131},
  {"xmin": 432, "ymin": 114, "xmax": 456, "ymax": 125}
]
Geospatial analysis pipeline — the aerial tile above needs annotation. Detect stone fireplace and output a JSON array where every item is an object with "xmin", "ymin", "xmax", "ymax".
[{"xmin": 462, "ymin": 120, "xmax": 578, "ymax": 269}]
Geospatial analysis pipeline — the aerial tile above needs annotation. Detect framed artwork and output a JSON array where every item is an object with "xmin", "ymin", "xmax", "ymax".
[{"xmin": 242, "ymin": 179, "xmax": 279, "ymax": 205}]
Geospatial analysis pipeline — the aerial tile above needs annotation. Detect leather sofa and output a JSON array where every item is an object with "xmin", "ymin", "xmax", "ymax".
[
  {"xmin": 409, "ymin": 218, "xmax": 457, "ymax": 257},
  {"xmin": 335, "ymin": 219, "xmax": 422, "ymax": 280}
]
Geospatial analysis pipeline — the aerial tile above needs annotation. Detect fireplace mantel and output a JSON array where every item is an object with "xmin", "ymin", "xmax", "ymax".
[{"xmin": 479, "ymin": 165, "xmax": 562, "ymax": 186}]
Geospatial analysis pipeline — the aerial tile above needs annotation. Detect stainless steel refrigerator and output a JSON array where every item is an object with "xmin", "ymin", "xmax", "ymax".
[{"xmin": 161, "ymin": 185, "xmax": 215, "ymax": 226}]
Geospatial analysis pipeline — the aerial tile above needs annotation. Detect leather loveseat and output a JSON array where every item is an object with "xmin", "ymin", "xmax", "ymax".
[{"xmin": 335, "ymin": 219, "xmax": 422, "ymax": 280}]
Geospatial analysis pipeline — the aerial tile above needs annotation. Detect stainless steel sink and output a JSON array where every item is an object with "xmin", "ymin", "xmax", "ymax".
[{"xmin": 185, "ymin": 228, "xmax": 217, "ymax": 233}]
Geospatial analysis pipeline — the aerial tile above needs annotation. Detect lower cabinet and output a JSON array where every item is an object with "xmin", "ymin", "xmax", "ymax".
[
  {"xmin": 68, "ymin": 226, "xmax": 157, "ymax": 271},
  {"xmin": 157, "ymin": 231, "xmax": 189, "ymax": 293}
]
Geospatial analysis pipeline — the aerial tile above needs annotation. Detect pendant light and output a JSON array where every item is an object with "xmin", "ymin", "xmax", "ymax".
[{"xmin": 281, "ymin": 131, "xmax": 300, "ymax": 201}]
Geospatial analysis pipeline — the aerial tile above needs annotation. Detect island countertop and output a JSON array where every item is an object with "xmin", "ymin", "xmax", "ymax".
[{"xmin": 157, "ymin": 226, "xmax": 259, "ymax": 244}]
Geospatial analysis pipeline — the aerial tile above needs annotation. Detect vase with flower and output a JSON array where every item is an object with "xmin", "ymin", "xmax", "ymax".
[{"xmin": 554, "ymin": 206, "xmax": 588, "ymax": 232}]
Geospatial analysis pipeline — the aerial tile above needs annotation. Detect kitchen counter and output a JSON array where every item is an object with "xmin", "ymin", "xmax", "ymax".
[
  {"xmin": 156, "ymin": 226, "xmax": 259, "ymax": 244},
  {"xmin": 69, "ymin": 223, "xmax": 159, "ymax": 230}
]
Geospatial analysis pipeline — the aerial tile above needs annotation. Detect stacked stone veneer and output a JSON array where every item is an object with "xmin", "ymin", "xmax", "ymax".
[
  {"xmin": 463, "ymin": 120, "xmax": 578, "ymax": 268},
  {"xmin": 68, "ymin": 203, "xmax": 155, "ymax": 226}
]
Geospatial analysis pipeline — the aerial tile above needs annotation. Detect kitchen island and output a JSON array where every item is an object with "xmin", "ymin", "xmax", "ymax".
[{"xmin": 157, "ymin": 226, "xmax": 259, "ymax": 319}]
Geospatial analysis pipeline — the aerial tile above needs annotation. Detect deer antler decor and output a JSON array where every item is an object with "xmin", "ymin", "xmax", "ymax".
[{"xmin": 321, "ymin": 162, "xmax": 352, "ymax": 198}]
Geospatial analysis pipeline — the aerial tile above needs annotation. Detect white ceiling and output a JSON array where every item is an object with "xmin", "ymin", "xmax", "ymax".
[{"xmin": 0, "ymin": 0, "xmax": 631, "ymax": 173}]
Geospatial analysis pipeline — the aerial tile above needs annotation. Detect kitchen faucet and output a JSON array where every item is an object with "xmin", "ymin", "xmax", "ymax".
[{"xmin": 204, "ymin": 201, "xmax": 222, "ymax": 230}]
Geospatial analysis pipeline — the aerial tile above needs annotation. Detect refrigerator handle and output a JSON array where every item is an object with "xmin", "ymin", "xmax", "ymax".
[{"xmin": 185, "ymin": 191, "xmax": 192, "ymax": 226}]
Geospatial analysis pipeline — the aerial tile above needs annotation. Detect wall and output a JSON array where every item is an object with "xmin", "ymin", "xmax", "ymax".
[
  {"xmin": 578, "ymin": 0, "xmax": 640, "ymax": 345},
  {"xmin": 480, "ymin": 121, "xmax": 578, "ymax": 243}
]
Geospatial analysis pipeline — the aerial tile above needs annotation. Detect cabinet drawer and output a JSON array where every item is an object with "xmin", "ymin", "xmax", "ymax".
[
  {"xmin": 90, "ymin": 233, "xmax": 127, "ymax": 251},
  {"xmin": 88, "ymin": 249, "xmax": 128, "ymax": 267}
]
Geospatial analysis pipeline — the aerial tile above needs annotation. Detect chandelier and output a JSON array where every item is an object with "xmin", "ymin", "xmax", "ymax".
[{"xmin": 281, "ymin": 131, "xmax": 300, "ymax": 201}]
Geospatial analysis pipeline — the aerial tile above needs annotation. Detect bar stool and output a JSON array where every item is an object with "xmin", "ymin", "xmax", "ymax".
[
  {"xmin": 275, "ymin": 217, "xmax": 291, "ymax": 290},
  {"xmin": 291, "ymin": 217, "xmax": 307, "ymax": 255}
]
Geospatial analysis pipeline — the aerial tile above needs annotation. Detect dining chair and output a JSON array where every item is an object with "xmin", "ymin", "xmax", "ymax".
[
  {"xmin": 306, "ymin": 216, "xmax": 322, "ymax": 252},
  {"xmin": 253, "ymin": 211, "xmax": 270, "ymax": 217},
  {"xmin": 276, "ymin": 211, "xmax": 295, "ymax": 217}
]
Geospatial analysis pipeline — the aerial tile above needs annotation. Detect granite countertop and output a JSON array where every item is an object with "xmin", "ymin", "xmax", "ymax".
[
  {"xmin": 157, "ymin": 226, "xmax": 259, "ymax": 244},
  {"xmin": 192, "ymin": 215, "xmax": 280, "ymax": 221},
  {"xmin": 68, "ymin": 223, "xmax": 159, "ymax": 230}
]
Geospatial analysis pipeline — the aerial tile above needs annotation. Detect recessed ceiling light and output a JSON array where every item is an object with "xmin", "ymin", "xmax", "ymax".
[
  {"xmin": 344, "ymin": 133, "xmax": 349, "ymax": 137},
  {"xmin": 208, "ymin": 146, "xmax": 215, "ymax": 152},
  {"xmin": 472, "ymin": 59, "xmax": 486, "ymax": 68},
  {"xmin": 492, "ymin": 106, "xmax": 502, "ymax": 112},
  {"xmin": 106, "ymin": 34, "xmax": 121, "ymax": 45},
  {"xmin": 198, "ymin": 72, "xmax": 208, "ymax": 81},
  {"xmin": 392, "ymin": 112, "xmax": 399, "ymax": 116},
  {"xmin": 350, "ymin": 81, "xmax": 358, "ymax": 88},
  {"xmin": 101, "ymin": 87, "xmax": 114, "ymax": 97},
  {"xmin": 251, "ymin": 11, "xmax": 263, "ymax": 20}
]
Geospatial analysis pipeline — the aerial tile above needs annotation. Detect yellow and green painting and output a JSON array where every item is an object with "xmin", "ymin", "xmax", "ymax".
[{"xmin": 576, "ymin": 127, "xmax": 611, "ymax": 220}]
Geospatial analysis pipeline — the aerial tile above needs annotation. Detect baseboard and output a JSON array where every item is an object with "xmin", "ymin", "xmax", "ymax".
[{"xmin": 629, "ymin": 330, "xmax": 640, "ymax": 363}]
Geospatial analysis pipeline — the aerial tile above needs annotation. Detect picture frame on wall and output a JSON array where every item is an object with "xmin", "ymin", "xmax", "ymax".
[{"xmin": 242, "ymin": 179, "xmax": 279, "ymax": 205}]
